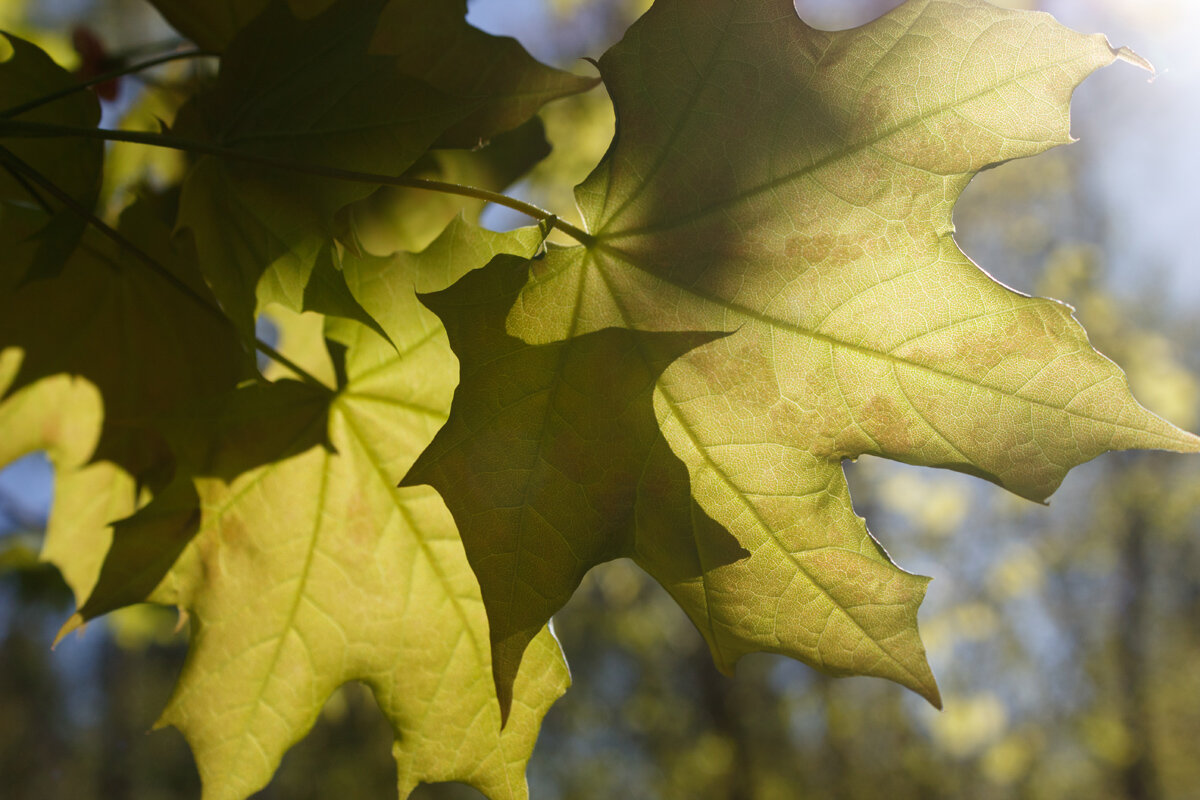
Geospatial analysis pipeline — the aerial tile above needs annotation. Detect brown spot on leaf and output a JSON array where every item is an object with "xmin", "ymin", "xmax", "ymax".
[
  {"xmin": 342, "ymin": 488, "xmax": 377, "ymax": 558},
  {"xmin": 218, "ymin": 515, "xmax": 250, "ymax": 555},
  {"xmin": 951, "ymin": 306, "xmax": 1067, "ymax": 376},
  {"xmin": 197, "ymin": 534, "xmax": 221, "ymax": 582},
  {"xmin": 785, "ymin": 231, "xmax": 867, "ymax": 268},
  {"xmin": 859, "ymin": 394, "xmax": 915, "ymax": 454}
]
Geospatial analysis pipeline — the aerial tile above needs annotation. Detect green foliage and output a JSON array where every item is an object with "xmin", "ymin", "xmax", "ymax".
[
  {"xmin": 0, "ymin": 0, "xmax": 1195, "ymax": 797},
  {"xmin": 0, "ymin": 195, "xmax": 248, "ymax": 485},
  {"xmin": 0, "ymin": 33, "xmax": 101, "ymax": 282},
  {"xmin": 172, "ymin": 0, "xmax": 592, "ymax": 337},
  {"xmin": 140, "ymin": 222, "xmax": 568, "ymax": 799},
  {"xmin": 404, "ymin": 253, "xmax": 742, "ymax": 719}
]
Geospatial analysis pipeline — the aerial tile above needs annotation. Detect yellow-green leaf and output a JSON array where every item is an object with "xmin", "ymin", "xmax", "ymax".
[
  {"xmin": 463, "ymin": 0, "xmax": 1200, "ymax": 701},
  {"xmin": 175, "ymin": 0, "xmax": 593, "ymax": 337},
  {"xmin": 134, "ymin": 221, "xmax": 563, "ymax": 799},
  {"xmin": 0, "ymin": 349, "xmax": 126, "ymax": 606},
  {"xmin": 73, "ymin": 379, "xmax": 335, "ymax": 625}
]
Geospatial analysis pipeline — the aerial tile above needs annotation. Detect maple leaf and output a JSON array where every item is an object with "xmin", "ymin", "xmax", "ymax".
[
  {"xmin": 336, "ymin": 116, "xmax": 552, "ymax": 256},
  {"xmin": 0, "ymin": 193, "xmax": 247, "ymax": 482},
  {"xmin": 174, "ymin": 0, "xmax": 594, "ymax": 337},
  {"xmin": 0, "ymin": 349, "xmax": 128, "ymax": 607},
  {"xmin": 145, "ymin": 0, "xmax": 333, "ymax": 51},
  {"xmin": 418, "ymin": 0, "xmax": 1200, "ymax": 706},
  {"xmin": 404, "ymin": 254, "xmax": 754, "ymax": 719},
  {"xmin": 66, "ymin": 220, "xmax": 564, "ymax": 800},
  {"xmin": 0, "ymin": 33, "xmax": 102, "ymax": 282}
]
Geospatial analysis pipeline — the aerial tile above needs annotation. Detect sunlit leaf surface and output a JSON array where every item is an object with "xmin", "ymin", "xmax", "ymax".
[
  {"xmin": 141, "ymin": 223, "xmax": 566, "ymax": 799},
  {"xmin": 427, "ymin": 0, "xmax": 1198, "ymax": 707}
]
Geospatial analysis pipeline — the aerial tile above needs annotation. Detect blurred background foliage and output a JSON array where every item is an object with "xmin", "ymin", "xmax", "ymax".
[{"xmin": 2, "ymin": 0, "xmax": 1199, "ymax": 798}]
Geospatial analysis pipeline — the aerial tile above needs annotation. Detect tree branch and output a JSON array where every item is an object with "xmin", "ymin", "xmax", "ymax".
[{"xmin": 0, "ymin": 118, "xmax": 597, "ymax": 246}]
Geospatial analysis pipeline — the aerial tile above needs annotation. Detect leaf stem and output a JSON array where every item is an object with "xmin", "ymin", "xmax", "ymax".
[
  {"xmin": 253, "ymin": 341, "xmax": 328, "ymax": 388},
  {"xmin": 0, "ymin": 118, "xmax": 597, "ymax": 246},
  {"xmin": 0, "ymin": 146, "xmax": 327, "ymax": 389},
  {"xmin": 109, "ymin": 37, "xmax": 193, "ymax": 62},
  {"xmin": 0, "ymin": 158, "xmax": 54, "ymax": 214},
  {"xmin": 1, "ymin": 49, "xmax": 218, "ymax": 119}
]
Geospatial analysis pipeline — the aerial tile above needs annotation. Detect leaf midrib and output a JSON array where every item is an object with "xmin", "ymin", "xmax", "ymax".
[
  {"xmin": 231, "ymin": 448, "xmax": 332, "ymax": 782},
  {"xmin": 587, "ymin": 249, "xmax": 931, "ymax": 686},
  {"xmin": 577, "ymin": 246, "xmax": 1182, "ymax": 442},
  {"xmin": 335, "ymin": 401, "xmax": 486, "ymax": 667}
]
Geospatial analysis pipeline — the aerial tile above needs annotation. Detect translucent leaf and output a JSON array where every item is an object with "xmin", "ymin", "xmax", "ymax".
[
  {"xmin": 432, "ymin": 0, "xmax": 1200, "ymax": 705},
  {"xmin": 175, "ymin": 0, "xmax": 593, "ymax": 337},
  {"xmin": 96, "ymin": 222, "xmax": 565, "ymax": 799}
]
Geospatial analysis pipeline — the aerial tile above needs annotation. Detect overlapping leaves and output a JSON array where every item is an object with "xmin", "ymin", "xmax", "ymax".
[
  {"xmin": 1, "ymin": 1, "xmax": 589, "ymax": 796},
  {"xmin": 1, "ymin": 0, "xmax": 1198, "ymax": 798},
  {"xmin": 1, "ymin": 220, "xmax": 568, "ymax": 799},
  {"xmin": 0, "ymin": 32, "xmax": 101, "ymax": 282},
  {"xmin": 172, "ymin": 0, "xmax": 595, "ymax": 336},
  {"xmin": 134, "ymin": 223, "xmax": 567, "ymax": 800},
  {"xmin": 412, "ymin": 0, "xmax": 1200, "ymax": 710},
  {"xmin": 0, "ymin": 30, "xmax": 245, "ymax": 485},
  {"xmin": 0, "ymin": 194, "xmax": 248, "ymax": 482}
]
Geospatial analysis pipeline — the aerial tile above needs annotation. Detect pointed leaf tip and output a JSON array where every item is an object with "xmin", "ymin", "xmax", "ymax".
[
  {"xmin": 408, "ymin": 252, "xmax": 745, "ymax": 719},
  {"xmin": 52, "ymin": 613, "xmax": 84, "ymax": 649},
  {"xmin": 499, "ymin": 0, "xmax": 1199, "ymax": 703},
  {"xmin": 1114, "ymin": 45, "xmax": 1154, "ymax": 74}
]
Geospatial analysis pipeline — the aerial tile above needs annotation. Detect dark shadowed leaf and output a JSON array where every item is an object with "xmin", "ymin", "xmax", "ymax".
[
  {"xmin": 405, "ymin": 254, "xmax": 770, "ymax": 719},
  {"xmin": 336, "ymin": 116, "xmax": 553, "ymax": 256},
  {"xmin": 0, "ymin": 34, "xmax": 102, "ymax": 282},
  {"xmin": 0, "ymin": 193, "xmax": 248, "ymax": 483},
  {"xmin": 145, "ymin": 0, "xmax": 335, "ymax": 51},
  {"xmin": 370, "ymin": 0, "xmax": 598, "ymax": 147},
  {"xmin": 175, "ymin": 0, "xmax": 593, "ymax": 338}
]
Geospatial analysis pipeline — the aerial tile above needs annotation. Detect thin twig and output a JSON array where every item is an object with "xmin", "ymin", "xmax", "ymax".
[
  {"xmin": 0, "ymin": 118, "xmax": 597, "ymax": 246},
  {"xmin": 1, "ymin": 49, "xmax": 217, "ymax": 119},
  {"xmin": 0, "ymin": 145, "xmax": 327, "ymax": 389},
  {"xmin": 0, "ymin": 158, "xmax": 53, "ymax": 213}
]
